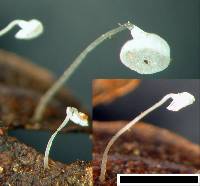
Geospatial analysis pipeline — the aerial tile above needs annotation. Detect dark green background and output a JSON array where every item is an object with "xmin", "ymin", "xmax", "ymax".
[
  {"xmin": 0, "ymin": 0, "xmax": 199, "ymax": 161},
  {"xmin": 0, "ymin": 0, "xmax": 200, "ymax": 107},
  {"xmin": 94, "ymin": 79, "xmax": 200, "ymax": 144}
]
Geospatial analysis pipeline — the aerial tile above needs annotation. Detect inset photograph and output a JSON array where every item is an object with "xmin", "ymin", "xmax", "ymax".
[
  {"xmin": 93, "ymin": 79, "xmax": 200, "ymax": 185},
  {"xmin": 0, "ymin": 52, "xmax": 92, "ymax": 185}
]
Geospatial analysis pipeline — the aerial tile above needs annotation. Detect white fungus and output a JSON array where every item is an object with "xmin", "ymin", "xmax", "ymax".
[
  {"xmin": 66, "ymin": 107, "xmax": 89, "ymax": 127},
  {"xmin": 44, "ymin": 107, "xmax": 88, "ymax": 169},
  {"xmin": 15, "ymin": 19, "xmax": 43, "ymax": 40},
  {"xmin": 167, "ymin": 92, "xmax": 195, "ymax": 111},
  {"xmin": 120, "ymin": 25, "xmax": 170, "ymax": 74},
  {"xmin": 0, "ymin": 19, "xmax": 43, "ymax": 39},
  {"xmin": 99, "ymin": 92, "xmax": 195, "ymax": 183}
]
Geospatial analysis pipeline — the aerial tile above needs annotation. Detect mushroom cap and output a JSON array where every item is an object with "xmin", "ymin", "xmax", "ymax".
[
  {"xmin": 167, "ymin": 92, "xmax": 195, "ymax": 111},
  {"xmin": 15, "ymin": 19, "xmax": 43, "ymax": 40},
  {"xmin": 66, "ymin": 107, "xmax": 89, "ymax": 127},
  {"xmin": 120, "ymin": 29, "xmax": 170, "ymax": 74}
]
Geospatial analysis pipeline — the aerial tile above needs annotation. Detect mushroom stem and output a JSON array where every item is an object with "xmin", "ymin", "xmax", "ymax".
[
  {"xmin": 43, "ymin": 107, "xmax": 88, "ymax": 169},
  {"xmin": 99, "ymin": 93, "xmax": 195, "ymax": 182},
  {"xmin": 32, "ymin": 22, "xmax": 133, "ymax": 123},
  {"xmin": 0, "ymin": 20, "xmax": 20, "ymax": 36},
  {"xmin": 44, "ymin": 115, "xmax": 70, "ymax": 169}
]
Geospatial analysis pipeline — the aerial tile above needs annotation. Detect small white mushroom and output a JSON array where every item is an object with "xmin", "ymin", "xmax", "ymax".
[
  {"xmin": 99, "ymin": 92, "xmax": 195, "ymax": 183},
  {"xmin": 120, "ymin": 25, "xmax": 170, "ymax": 74},
  {"xmin": 43, "ymin": 107, "xmax": 88, "ymax": 169},
  {"xmin": 0, "ymin": 19, "xmax": 43, "ymax": 39},
  {"xmin": 15, "ymin": 19, "xmax": 43, "ymax": 40},
  {"xmin": 66, "ymin": 107, "xmax": 88, "ymax": 127},
  {"xmin": 167, "ymin": 92, "xmax": 195, "ymax": 111}
]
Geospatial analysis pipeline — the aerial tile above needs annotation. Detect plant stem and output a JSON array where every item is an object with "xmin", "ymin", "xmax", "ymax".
[
  {"xmin": 44, "ymin": 115, "xmax": 70, "ymax": 169},
  {"xmin": 32, "ymin": 22, "xmax": 133, "ymax": 122},
  {"xmin": 99, "ymin": 94, "xmax": 174, "ymax": 183}
]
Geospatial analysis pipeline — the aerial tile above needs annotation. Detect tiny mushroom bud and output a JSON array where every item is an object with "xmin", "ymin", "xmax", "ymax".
[
  {"xmin": 120, "ymin": 25, "xmax": 170, "ymax": 74},
  {"xmin": 0, "ymin": 19, "xmax": 43, "ymax": 39},
  {"xmin": 44, "ymin": 107, "xmax": 88, "ymax": 169},
  {"xmin": 99, "ymin": 92, "xmax": 195, "ymax": 183}
]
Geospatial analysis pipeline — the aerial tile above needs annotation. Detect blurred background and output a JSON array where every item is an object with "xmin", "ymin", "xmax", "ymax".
[
  {"xmin": 0, "ymin": 0, "xmax": 200, "ymax": 108},
  {"xmin": 0, "ymin": 0, "xmax": 199, "ymax": 162},
  {"xmin": 93, "ymin": 79, "xmax": 200, "ymax": 144}
]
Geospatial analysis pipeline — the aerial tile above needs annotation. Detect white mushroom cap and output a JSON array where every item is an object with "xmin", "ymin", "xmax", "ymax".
[
  {"xmin": 66, "ymin": 107, "xmax": 89, "ymax": 127},
  {"xmin": 120, "ymin": 25, "xmax": 170, "ymax": 74},
  {"xmin": 167, "ymin": 92, "xmax": 195, "ymax": 111},
  {"xmin": 15, "ymin": 19, "xmax": 43, "ymax": 40}
]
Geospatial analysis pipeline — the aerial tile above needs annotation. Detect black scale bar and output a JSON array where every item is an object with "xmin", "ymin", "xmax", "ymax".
[{"xmin": 120, "ymin": 176, "xmax": 198, "ymax": 183}]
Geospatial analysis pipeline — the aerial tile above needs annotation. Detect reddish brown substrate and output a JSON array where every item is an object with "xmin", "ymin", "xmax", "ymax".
[
  {"xmin": 93, "ymin": 121, "xmax": 200, "ymax": 185},
  {"xmin": 0, "ymin": 50, "xmax": 92, "ymax": 185},
  {"xmin": 0, "ymin": 49, "xmax": 89, "ymax": 132},
  {"xmin": 0, "ymin": 132, "xmax": 92, "ymax": 186},
  {"xmin": 0, "ymin": 84, "xmax": 90, "ymax": 133},
  {"xmin": 0, "ymin": 49, "xmax": 75, "ymax": 102}
]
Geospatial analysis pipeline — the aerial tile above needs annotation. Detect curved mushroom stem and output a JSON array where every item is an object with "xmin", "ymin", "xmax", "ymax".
[
  {"xmin": 43, "ymin": 106, "xmax": 89, "ymax": 169},
  {"xmin": 0, "ymin": 20, "xmax": 23, "ymax": 36},
  {"xmin": 99, "ymin": 93, "xmax": 185, "ymax": 182},
  {"xmin": 32, "ymin": 22, "xmax": 133, "ymax": 123},
  {"xmin": 44, "ymin": 115, "xmax": 70, "ymax": 169}
]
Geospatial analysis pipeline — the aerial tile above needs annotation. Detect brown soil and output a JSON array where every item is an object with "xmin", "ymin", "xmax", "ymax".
[
  {"xmin": 0, "ymin": 132, "xmax": 92, "ymax": 186},
  {"xmin": 0, "ymin": 49, "xmax": 76, "ymax": 102},
  {"xmin": 0, "ymin": 49, "xmax": 89, "ymax": 131},
  {"xmin": 0, "ymin": 50, "xmax": 92, "ymax": 185}
]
